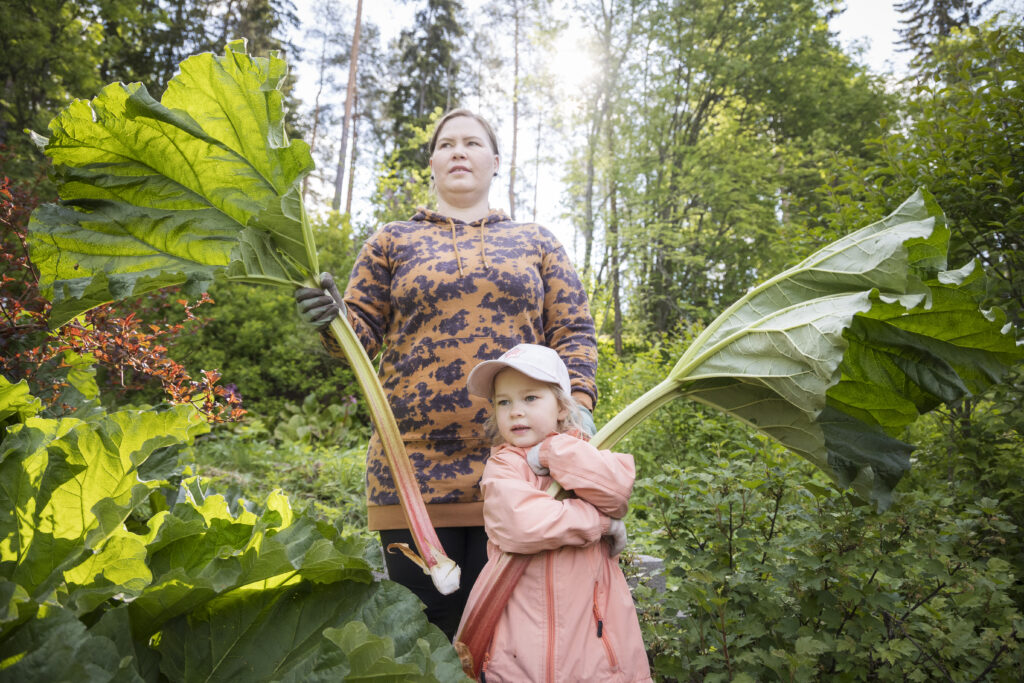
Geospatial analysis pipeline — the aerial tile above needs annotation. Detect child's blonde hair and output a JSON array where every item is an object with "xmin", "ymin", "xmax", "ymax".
[{"xmin": 483, "ymin": 382, "xmax": 584, "ymax": 445}]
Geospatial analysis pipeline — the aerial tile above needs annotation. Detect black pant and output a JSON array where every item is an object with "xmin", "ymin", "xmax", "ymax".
[{"xmin": 379, "ymin": 526, "xmax": 489, "ymax": 641}]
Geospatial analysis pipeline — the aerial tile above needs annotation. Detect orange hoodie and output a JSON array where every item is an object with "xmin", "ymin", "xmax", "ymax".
[
  {"xmin": 460, "ymin": 433, "xmax": 652, "ymax": 682},
  {"xmin": 323, "ymin": 208, "xmax": 598, "ymax": 530}
]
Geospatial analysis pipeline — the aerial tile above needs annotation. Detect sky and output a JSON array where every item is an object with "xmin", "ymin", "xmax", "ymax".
[{"xmin": 287, "ymin": 1, "xmax": 938, "ymax": 256}]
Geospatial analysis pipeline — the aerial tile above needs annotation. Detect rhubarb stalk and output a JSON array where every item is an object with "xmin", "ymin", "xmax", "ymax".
[{"xmin": 324, "ymin": 297, "xmax": 460, "ymax": 595}]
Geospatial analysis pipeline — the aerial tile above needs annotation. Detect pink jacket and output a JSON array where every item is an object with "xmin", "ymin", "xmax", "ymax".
[{"xmin": 460, "ymin": 433, "xmax": 652, "ymax": 682}]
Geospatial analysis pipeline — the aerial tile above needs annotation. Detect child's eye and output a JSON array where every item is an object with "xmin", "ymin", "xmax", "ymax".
[
  {"xmin": 525, "ymin": 395, "xmax": 538, "ymax": 402},
  {"xmin": 495, "ymin": 398, "xmax": 509, "ymax": 406}
]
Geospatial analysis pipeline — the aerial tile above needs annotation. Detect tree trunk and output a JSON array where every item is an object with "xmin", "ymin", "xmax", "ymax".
[
  {"xmin": 332, "ymin": 0, "xmax": 363, "ymax": 212},
  {"xmin": 303, "ymin": 29, "xmax": 331, "ymax": 200},
  {"xmin": 345, "ymin": 87, "xmax": 360, "ymax": 216},
  {"xmin": 507, "ymin": 3, "xmax": 521, "ymax": 219},
  {"xmin": 609, "ymin": 183, "xmax": 622, "ymax": 354}
]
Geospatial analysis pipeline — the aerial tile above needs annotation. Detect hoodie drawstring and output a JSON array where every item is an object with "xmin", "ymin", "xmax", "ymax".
[
  {"xmin": 449, "ymin": 219, "xmax": 465, "ymax": 276},
  {"xmin": 448, "ymin": 216, "xmax": 490, "ymax": 276},
  {"xmin": 478, "ymin": 220, "xmax": 489, "ymax": 270}
]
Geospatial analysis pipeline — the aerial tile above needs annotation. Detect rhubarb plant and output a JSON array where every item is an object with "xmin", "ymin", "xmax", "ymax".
[
  {"xmin": 0, "ymin": 375, "xmax": 467, "ymax": 681},
  {"xmin": 26, "ymin": 40, "xmax": 458, "ymax": 595}
]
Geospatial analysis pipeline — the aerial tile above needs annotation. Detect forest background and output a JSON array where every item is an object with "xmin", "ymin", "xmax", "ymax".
[{"xmin": 2, "ymin": 0, "xmax": 1024, "ymax": 680}]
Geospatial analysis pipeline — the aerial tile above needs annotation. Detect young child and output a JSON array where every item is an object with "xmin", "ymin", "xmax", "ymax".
[{"xmin": 456, "ymin": 343, "xmax": 651, "ymax": 682}]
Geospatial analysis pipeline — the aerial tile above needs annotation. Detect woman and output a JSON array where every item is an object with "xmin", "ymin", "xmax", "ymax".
[{"xmin": 295, "ymin": 108, "xmax": 598, "ymax": 639}]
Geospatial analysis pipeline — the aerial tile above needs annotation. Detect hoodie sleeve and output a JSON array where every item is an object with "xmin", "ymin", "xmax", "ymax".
[
  {"xmin": 536, "ymin": 433, "xmax": 635, "ymax": 519},
  {"xmin": 538, "ymin": 229, "xmax": 599, "ymax": 408},
  {"xmin": 320, "ymin": 228, "xmax": 392, "ymax": 359},
  {"xmin": 481, "ymin": 447, "xmax": 611, "ymax": 555}
]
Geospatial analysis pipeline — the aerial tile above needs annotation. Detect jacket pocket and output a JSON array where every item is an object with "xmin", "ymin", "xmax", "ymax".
[{"xmin": 592, "ymin": 581, "xmax": 620, "ymax": 671}]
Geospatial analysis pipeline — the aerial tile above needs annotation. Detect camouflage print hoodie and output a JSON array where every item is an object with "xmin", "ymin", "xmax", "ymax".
[{"xmin": 324, "ymin": 208, "xmax": 598, "ymax": 530}]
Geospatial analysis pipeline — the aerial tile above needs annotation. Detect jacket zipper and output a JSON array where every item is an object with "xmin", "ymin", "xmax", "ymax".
[
  {"xmin": 546, "ymin": 551, "xmax": 556, "ymax": 683},
  {"xmin": 480, "ymin": 651, "xmax": 491, "ymax": 682},
  {"xmin": 593, "ymin": 581, "xmax": 619, "ymax": 670}
]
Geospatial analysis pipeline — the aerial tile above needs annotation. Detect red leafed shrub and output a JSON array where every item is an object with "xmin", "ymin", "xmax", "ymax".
[{"xmin": 1, "ymin": 172, "xmax": 243, "ymax": 422}]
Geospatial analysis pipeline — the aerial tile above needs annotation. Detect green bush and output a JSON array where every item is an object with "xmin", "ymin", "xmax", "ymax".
[
  {"xmin": 633, "ymin": 441, "xmax": 1022, "ymax": 681},
  {"xmin": 191, "ymin": 394, "xmax": 373, "ymax": 548},
  {"xmin": 161, "ymin": 211, "xmax": 365, "ymax": 420},
  {"xmin": 906, "ymin": 364, "xmax": 1024, "ymax": 607},
  {"xmin": 596, "ymin": 338, "xmax": 1023, "ymax": 681}
]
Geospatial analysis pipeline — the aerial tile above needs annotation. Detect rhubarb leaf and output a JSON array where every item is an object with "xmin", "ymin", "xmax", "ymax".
[
  {"xmin": 28, "ymin": 40, "xmax": 316, "ymax": 327},
  {"xmin": 595, "ymin": 190, "xmax": 1022, "ymax": 508}
]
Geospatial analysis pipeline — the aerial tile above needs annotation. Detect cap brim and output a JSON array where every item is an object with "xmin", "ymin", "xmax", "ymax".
[
  {"xmin": 466, "ymin": 360, "xmax": 509, "ymax": 399},
  {"xmin": 466, "ymin": 358, "xmax": 570, "ymax": 399}
]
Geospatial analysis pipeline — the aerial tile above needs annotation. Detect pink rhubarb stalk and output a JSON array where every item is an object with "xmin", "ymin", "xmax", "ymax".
[{"xmin": 325, "ymin": 307, "xmax": 460, "ymax": 595}]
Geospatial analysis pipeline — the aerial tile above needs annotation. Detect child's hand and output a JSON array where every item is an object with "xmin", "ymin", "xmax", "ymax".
[
  {"xmin": 605, "ymin": 519, "xmax": 627, "ymax": 557},
  {"xmin": 526, "ymin": 444, "xmax": 549, "ymax": 475}
]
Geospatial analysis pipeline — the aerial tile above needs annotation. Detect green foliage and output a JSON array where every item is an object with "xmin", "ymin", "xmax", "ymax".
[
  {"xmin": 633, "ymin": 444, "xmax": 1023, "ymax": 681},
  {"xmin": 0, "ymin": 376, "xmax": 466, "ymax": 681},
  {"xmin": 384, "ymin": 0, "xmax": 465, "ymax": 168},
  {"xmin": 599, "ymin": 338, "xmax": 1024, "ymax": 680},
  {"xmin": 372, "ymin": 109, "xmax": 442, "ymax": 224},
  {"xmin": 906, "ymin": 365, "xmax": 1024, "ymax": 606},
  {"xmin": 803, "ymin": 20, "xmax": 1024, "ymax": 328},
  {"xmin": 144, "ymin": 211, "xmax": 362, "ymax": 419},
  {"xmin": 192, "ymin": 395, "xmax": 371, "ymax": 540},
  {"xmin": 565, "ymin": 0, "xmax": 898, "ymax": 335}
]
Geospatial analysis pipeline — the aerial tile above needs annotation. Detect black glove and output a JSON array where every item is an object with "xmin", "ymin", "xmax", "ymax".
[{"xmin": 294, "ymin": 272, "xmax": 345, "ymax": 330}]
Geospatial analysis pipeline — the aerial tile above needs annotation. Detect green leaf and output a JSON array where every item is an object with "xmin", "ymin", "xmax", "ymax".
[
  {"xmin": 0, "ymin": 378, "xmax": 42, "ymax": 429},
  {"xmin": 795, "ymin": 634, "xmax": 831, "ymax": 656},
  {"xmin": 0, "ymin": 405, "xmax": 206, "ymax": 605},
  {"xmin": 127, "ymin": 490, "xmax": 373, "ymax": 639},
  {"xmin": 157, "ymin": 581, "xmax": 466, "ymax": 682},
  {"xmin": 28, "ymin": 41, "xmax": 316, "ymax": 327},
  {"xmin": 0, "ymin": 605, "xmax": 143, "ymax": 683},
  {"xmin": 595, "ymin": 190, "xmax": 1023, "ymax": 508}
]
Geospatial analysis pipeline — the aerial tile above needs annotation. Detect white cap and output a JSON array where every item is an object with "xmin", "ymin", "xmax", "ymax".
[{"xmin": 467, "ymin": 343, "xmax": 572, "ymax": 399}]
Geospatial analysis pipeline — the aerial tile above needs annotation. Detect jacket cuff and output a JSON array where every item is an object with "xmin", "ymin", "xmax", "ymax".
[{"xmin": 600, "ymin": 515, "xmax": 612, "ymax": 534}]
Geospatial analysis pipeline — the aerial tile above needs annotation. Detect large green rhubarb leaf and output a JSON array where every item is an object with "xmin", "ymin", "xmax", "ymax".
[
  {"xmin": 594, "ymin": 190, "xmax": 1021, "ymax": 508},
  {"xmin": 0, "ymin": 605, "xmax": 143, "ymax": 683},
  {"xmin": 0, "ymin": 403, "xmax": 207, "ymax": 615},
  {"xmin": 157, "ymin": 580, "xmax": 467, "ymax": 682},
  {"xmin": 28, "ymin": 39, "xmax": 316, "ymax": 327},
  {"xmin": 127, "ymin": 490, "xmax": 374, "ymax": 639},
  {"xmin": 1, "ymin": 382, "xmax": 465, "ymax": 681}
]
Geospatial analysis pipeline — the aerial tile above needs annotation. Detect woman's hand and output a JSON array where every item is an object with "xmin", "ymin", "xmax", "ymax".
[{"xmin": 294, "ymin": 272, "xmax": 345, "ymax": 330}]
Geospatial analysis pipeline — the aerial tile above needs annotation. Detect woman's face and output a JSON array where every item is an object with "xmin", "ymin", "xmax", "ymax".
[{"xmin": 429, "ymin": 116, "xmax": 499, "ymax": 207}]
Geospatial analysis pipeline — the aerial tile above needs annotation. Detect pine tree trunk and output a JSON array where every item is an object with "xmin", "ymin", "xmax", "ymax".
[
  {"xmin": 508, "ymin": 4, "xmax": 521, "ymax": 219},
  {"xmin": 332, "ymin": 0, "xmax": 363, "ymax": 212}
]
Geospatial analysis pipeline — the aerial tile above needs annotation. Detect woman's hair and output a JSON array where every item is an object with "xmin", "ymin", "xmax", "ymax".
[
  {"xmin": 483, "ymin": 382, "xmax": 584, "ymax": 445},
  {"xmin": 428, "ymin": 108, "xmax": 501, "ymax": 157}
]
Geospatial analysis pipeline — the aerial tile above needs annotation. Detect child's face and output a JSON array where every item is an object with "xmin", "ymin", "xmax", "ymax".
[{"xmin": 492, "ymin": 368, "xmax": 568, "ymax": 449}]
